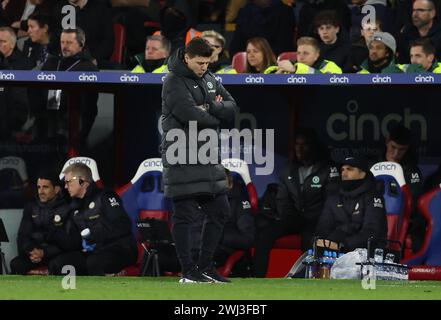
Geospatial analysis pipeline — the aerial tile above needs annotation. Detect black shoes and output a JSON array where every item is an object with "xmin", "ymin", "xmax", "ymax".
[
  {"xmin": 179, "ymin": 266, "xmax": 211, "ymax": 283},
  {"xmin": 199, "ymin": 265, "xmax": 231, "ymax": 283},
  {"xmin": 179, "ymin": 265, "xmax": 231, "ymax": 283}
]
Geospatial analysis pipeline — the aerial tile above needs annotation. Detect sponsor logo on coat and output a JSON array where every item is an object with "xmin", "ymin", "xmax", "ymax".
[{"xmin": 373, "ymin": 198, "xmax": 384, "ymax": 208}]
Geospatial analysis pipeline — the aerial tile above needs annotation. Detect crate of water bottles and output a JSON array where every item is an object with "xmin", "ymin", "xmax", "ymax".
[
  {"xmin": 303, "ymin": 238, "xmax": 342, "ymax": 279},
  {"xmin": 359, "ymin": 237, "xmax": 409, "ymax": 281}
]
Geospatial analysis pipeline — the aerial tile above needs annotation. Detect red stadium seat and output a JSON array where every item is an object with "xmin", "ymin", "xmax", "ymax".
[
  {"xmin": 370, "ymin": 161, "xmax": 413, "ymax": 247},
  {"xmin": 232, "ymin": 52, "xmax": 247, "ymax": 73},
  {"xmin": 117, "ymin": 158, "xmax": 173, "ymax": 276},
  {"xmin": 110, "ymin": 23, "xmax": 126, "ymax": 64},
  {"xmin": 403, "ymin": 184, "xmax": 441, "ymax": 266},
  {"xmin": 218, "ymin": 159, "xmax": 258, "ymax": 277},
  {"xmin": 277, "ymin": 51, "xmax": 297, "ymax": 62}
]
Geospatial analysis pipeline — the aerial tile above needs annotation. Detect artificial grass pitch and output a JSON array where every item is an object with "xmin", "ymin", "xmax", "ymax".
[{"xmin": 1, "ymin": 276, "xmax": 441, "ymax": 300}]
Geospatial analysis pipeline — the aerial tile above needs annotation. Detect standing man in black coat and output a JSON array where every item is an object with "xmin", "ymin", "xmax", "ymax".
[
  {"xmin": 10, "ymin": 171, "xmax": 81, "ymax": 275},
  {"xmin": 315, "ymin": 156, "xmax": 387, "ymax": 252},
  {"xmin": 33, "ymin": 28, "xmax": 99, "ymax": 144},
  {"xmin": 161, "ymin": 37, "xmax": 238, "ymax": 283},
  {"xmin": 61, "ymin": 163, "xmax": 137, "ymax": 275}
]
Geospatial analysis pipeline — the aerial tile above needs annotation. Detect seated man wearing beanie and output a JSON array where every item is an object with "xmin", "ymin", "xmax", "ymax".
[
  {"xmin": 358, "ymin": 32, "xmax": 403, "ymax": 74},
  {"xmin": 315, "ymin": 156, "xmax": 387, "ymax": 252}
]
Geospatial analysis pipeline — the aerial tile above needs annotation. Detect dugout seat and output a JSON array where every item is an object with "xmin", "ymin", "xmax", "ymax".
[
  {"xmin": 59, "ymin": 157, "xmax": 104, "ymax": 188},
  {"xmin": 232, "ymin": 52, "xmax": 247, "ymax": 73},
  {"xmin": 370, "ymin": 161, "xmax": 413, "ymax": 246},
  {"xmin": 0, "ymin": 156, "xmax": 30, "ymax": 209},
  {"xmin": 217, "ymin": 158, "xmax": 258, "ymax": 277},
  {"xmin": 403, "ymin": 184, "xmax": 441, "ymax": 266},
  {"xmin": 117, "ymin": 158, "xmax": 173, "ymax": 276}
]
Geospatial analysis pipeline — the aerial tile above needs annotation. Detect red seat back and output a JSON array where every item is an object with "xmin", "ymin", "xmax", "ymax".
[
  {"xmin": 110, "ymin": 23, "xmax": 126, "ymax": 64},
  {"xmin": 278, "ymin": 51, "xmax": 297, "ymax": 62},
  {"xmin": 232, "ymin": 52, "xmax": 247, "ymax": 73}
]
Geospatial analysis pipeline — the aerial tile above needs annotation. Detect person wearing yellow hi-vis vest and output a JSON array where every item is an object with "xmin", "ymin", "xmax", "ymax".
[
  {"xmin": 357, "ymin": 32, "xmax": 403, "ymax": 74},
  {"xmin": 399, "ymin": 38, "xmax": 441, "ymax": 73},
  {"xmin": 276, "ymin": 37, "xmax": 342, "ymax": 74},
  {"xmin": 201, "ymin": 30, "xmax": 237, "ymax": 74},
  {"xmin": 131, "ymin": 35, "xmax": 171, "ymax": 73}
]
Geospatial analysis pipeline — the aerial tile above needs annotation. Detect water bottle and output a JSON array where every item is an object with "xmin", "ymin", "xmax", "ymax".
[
  {"xmin": 331, "ymin": 252, "xmax": 337, "ymax": 266},
  {"xmin": 374, "ymin": 248, "xmax": 384, "ymax": 263},
  {"xmin": 384, "ymin": 253, "xmax": 395, "ymax": 264},
  {"xmin": 320, "ymin": 251, "xmax": 331, "ymax": 279},
  {"xmin": 304, "ymin": 249, "xmax": 314, "ymax": 279}
]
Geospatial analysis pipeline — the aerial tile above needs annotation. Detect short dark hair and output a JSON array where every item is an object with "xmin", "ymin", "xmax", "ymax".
[
  {"xmin": 388, "ymin": 125, "xmax": 411, "ymax": 146},
  {"xmin": 314, "ymin": 10, "xmax": 341, "ymax": 29},
  {"xmin": 61, "ymin": 28, "xmax": 86, "ymax": 48},
  {"xmin": 410, "ymin": 38, "xmax": 436, "ymax": 56},
  {"xmin": 37, "ymin": 170, "xmax": 62, "ymax": 188},
  {"xmin": 28, "ymin": 13, "xmax": 51, "ymax": 31},
  {"xmin": 184, "ymin": 37, "xmax": 213, "ymax": 58}
]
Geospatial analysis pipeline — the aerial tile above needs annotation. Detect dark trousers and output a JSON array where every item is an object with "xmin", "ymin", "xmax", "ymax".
[
  {"xmin": 252, "ymin": 215, "xmax": 316, "ymax": 278},
  {"xmin": 10, "ymin": 255, "xmax": 47, "ymax": 275},
  {"xmin": 12, "ymin": 246, "xmax": 137, "ymax": 276},
  {"xmin": 172, "ymin": 194, "xmax": 230, "ymax": 273}
]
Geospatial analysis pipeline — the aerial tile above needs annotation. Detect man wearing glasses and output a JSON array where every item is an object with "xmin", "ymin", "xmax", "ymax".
[
  {"xmin": 397, "ymin": 0, "xmax": 441, "ymax": 63},
  {"xmin": 60, "ymin": 163, "xmax": 137, "ymax": 275}
]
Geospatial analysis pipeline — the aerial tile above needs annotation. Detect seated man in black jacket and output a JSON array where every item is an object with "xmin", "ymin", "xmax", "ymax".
[
  {"xmin": 252, "ymin": 127, "xmax": 340, "ymax": 277},
  {"xmin": 61, "ymin": 163, "xmax": 137, "ymax": 275},
  {"xmin": 10, "ymin": 170, "xmax": 81, "ymax": 275},
  {"xmin": 315, "ymin": 155, "xmax": 387, "ymax": 252}
]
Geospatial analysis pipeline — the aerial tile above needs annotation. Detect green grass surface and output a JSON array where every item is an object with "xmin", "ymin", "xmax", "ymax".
[{"xmin": 1, "ymin": 276, "xmax": 441, "ymax": 300}]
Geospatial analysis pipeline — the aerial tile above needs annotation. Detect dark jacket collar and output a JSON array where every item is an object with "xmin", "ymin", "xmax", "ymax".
[
  {"xmin": 340, "ymin": 174, "xmax": 376, "ymax": 198},
  {"xmin": 168, "ymin": 47, "xmax": 204, "ymax": 80}
]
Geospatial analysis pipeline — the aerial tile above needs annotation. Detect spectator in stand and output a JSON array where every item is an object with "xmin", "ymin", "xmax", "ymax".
[
  {"xmin": 358, "ymin": 32, "xmax": 403, "ymax": 73},
  {"xmin": 22, "ymin": 13, "xmax": 55, "ymax": 70},
  {"xmin": 313, "ymin": 9, "xmax": 350, "ymax": 69},
  {"xmin": 225, "ymin": 0, "xmax": 247, "ymax": 23},
  {"xmin": 229, "ymin": 0, "xmax": 295, "ymax": 56},
  {"xmin": 131, "ymin": 35, "xmax": 170, "ymax": 73},
  {"xmin": 399, "ymin": 38, "xmax": 441, "ymax": 72},
  {"xmin": 276, "ymin": 36, "xmax": 342, "ymax": 74},
  {"xmin": 52, "ymin": 0, "xmax": 114, "ymax": 68},
  {"xmin": 344, "ymin": 19, "xmax": 382, "ymax": 73},
  {"xmin": 252, "ymin": 127, "xmax": 340, "ymax": 277},
  {"xmin": 397, "ymin": 0, "xmax": 441, "ymax": 63},
  {"xmin": 5, "ymin": 0, "xmax": 58, "ymax": 39},
  {"xmin": 244, "ymin": 36, "xmax": 277, "ymax": 74},
  {"xmin": 201, "ymin": 30, "xmax": 237, "ymax": 74},
  {"xmin": 26, "ymin": 28, "xmax": 98, "ymax": 144},
  {"xmin": 0, "ymin": 26, "xmax": 31, "ymax": 140},
  {"xmin": 297, "ymin": 0, "xmax": 351, "ymax": 38},
  {"xmin": 350, "ymin": 0, "xmax": 394, "ymax": 42},
  {"xmin": 315, "ymin": 155, "xmax": 387, "ymax": 252}
]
